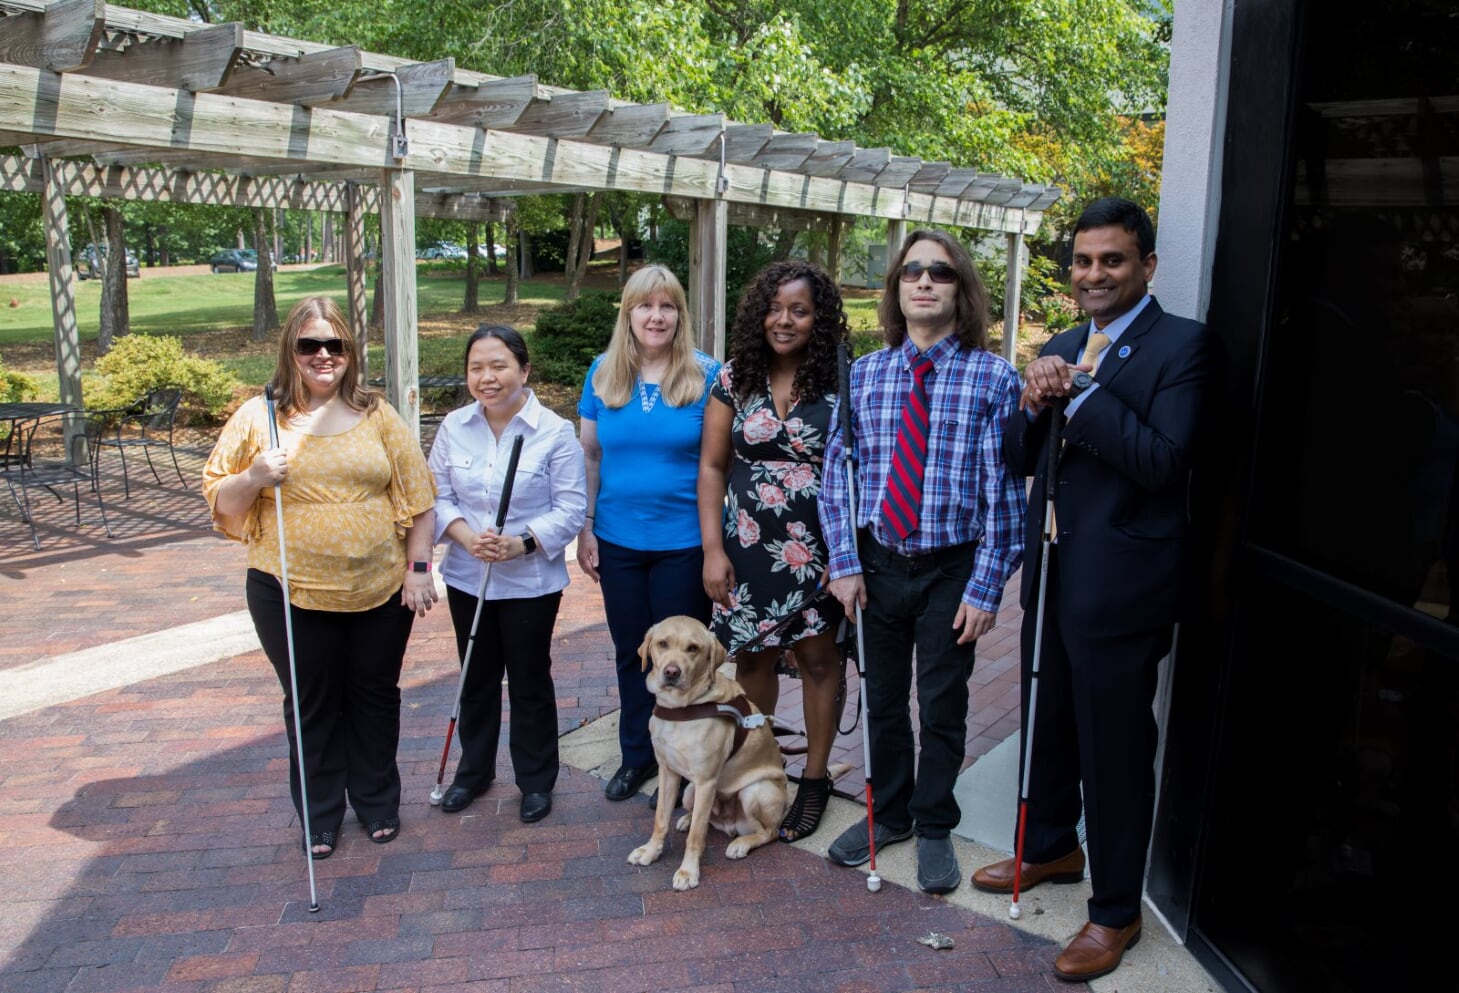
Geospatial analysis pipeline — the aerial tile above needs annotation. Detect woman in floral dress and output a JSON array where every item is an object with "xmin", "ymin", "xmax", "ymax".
[{"xmin": 698, "ymin": 259, "xmax": 851, "ymax": 842}]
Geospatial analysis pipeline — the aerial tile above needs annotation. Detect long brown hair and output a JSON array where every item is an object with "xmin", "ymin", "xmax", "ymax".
[
  {"xmin": 271, "ymin": 296, "xmax": 379, "ymax": 419},
  {"xmin": 591, "ymin": 265, "xmax": 705, "ymax": 408},
  {"xmin": 877, "ymin": 230, "xmax": 991, "ymax": 350}
]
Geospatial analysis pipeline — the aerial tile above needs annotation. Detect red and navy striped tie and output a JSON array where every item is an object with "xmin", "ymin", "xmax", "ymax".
[{"xmin": 880, "ymin": 355, "xmax": 935, "ymax": 539}]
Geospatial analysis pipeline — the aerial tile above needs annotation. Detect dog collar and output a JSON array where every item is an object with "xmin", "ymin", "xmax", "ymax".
[{"xmin": 652, "ymin": 693, "xmax": 765, "ymax": 758}]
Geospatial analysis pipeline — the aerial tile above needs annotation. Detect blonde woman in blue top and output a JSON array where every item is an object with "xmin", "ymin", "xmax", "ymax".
[
  {"xmin": 578, "ymin": 264, "xmax": 720, "ymax": 801},
  {"xmin": 430, "ymin": 324, "xmax": 587, "ymax": 824}
]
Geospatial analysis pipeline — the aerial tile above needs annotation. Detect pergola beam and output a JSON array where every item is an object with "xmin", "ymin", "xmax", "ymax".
[{"xmin": 0, "ymin": 0, "xmax": 102, "ymax": 73}]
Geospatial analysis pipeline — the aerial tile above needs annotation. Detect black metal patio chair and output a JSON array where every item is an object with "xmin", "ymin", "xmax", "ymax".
[
  {"xmin": 96, "ymin": 385, "xmax": 187, "ymax": 497},
  {"xmin": 3, "ymin": 409, "xmax": 116, "ymax": 550}
]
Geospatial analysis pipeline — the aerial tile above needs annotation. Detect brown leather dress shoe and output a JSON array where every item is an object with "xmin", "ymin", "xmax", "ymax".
[
  {"xmin": 971, "ymin": 847, "xmax": 1085, "ymax": 893},
  {"xmin": 1053, "ymin": 917, "xmax": 1142, "ymax": 982}
]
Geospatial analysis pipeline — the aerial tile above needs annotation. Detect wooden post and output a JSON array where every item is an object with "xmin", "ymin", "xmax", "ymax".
[
  {"xmin": 689, "ymin": 198, "xmax": 727, "ymax": 359},
  {"xmin": 39, "ymin": 157, "xmax": 83, "ymax": 463},
  {"xmin": 379, "ymin": 167, "xmax": 420, "ymax": 439},
  {"xmin": 1003, "ymin": 229, "xmax": 1025, "ymax": 365},
  {"xmin": 343, "ymin": 182, "xmax": 369, "ymax": 385},
  {"xmin": 826, "ymin": 216, "xmax": 844, "ymax": 286},
  {"xmin": 887, "ymin": 218, "xmax": 908, "ymax": 267}
]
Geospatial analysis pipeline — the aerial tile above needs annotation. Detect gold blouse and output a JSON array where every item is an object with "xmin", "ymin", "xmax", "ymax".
[{"xmin": 203, "ymin": 396, "xmax": 436, "ymax": 612}]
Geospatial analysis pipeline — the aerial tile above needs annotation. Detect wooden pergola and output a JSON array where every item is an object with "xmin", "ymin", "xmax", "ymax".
[{"xmin": 0, "ymin": 0, "xmax": 1059, "ymax": 435}]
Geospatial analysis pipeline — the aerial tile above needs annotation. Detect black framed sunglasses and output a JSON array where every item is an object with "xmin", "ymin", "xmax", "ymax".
[
  {"xmin": 295, "ymin": 337, "xmax": 346, "ymax": 356},
  {"xmin": 899, "ymin": 261, "xmax": 959, "ymax": 284}
]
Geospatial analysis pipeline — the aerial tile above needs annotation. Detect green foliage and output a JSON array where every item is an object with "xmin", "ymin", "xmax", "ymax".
[
  {"xmin": 529, "ymin": 292, "xmax": 618, "ymax": 386},
  {"xmin": 85, "ymin": 335, "xmax": 238, "ymax": 418},
  {"xmin": 1038, "ymin": 292, "xmax": 1081, "ymax": 333},
  {"xmin": 0, "ymin": 353, "xmax": 38, "ymax": 402}
]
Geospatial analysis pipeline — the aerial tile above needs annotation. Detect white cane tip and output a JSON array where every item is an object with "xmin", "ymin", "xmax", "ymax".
[
  {"xmin": 428, "ymin": 790, "xmax": 443, "ymax": 806},
  {"xmin": 309, "ymin": 903, "xmax": 320, "ymax": 914},
  {"xmin": 867, "ymin": 874, "xmax": 882, "ymax": 892},
  {"xmin": 1009, "ymin": 903, "xmax": 1021, "ymax": 919}
]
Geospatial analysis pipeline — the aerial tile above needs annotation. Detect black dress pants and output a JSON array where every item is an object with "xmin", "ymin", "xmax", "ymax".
[
  {"xmin": 247, "ymin": 569, "xmax": 414, "ymax": 836},
  {"xmin": 1017, "ymin": 549, "xmax": 1169, "ymax": 929},
  {"xmin": 858, "ymin": 536, "xmax": 979, "ymax": 838},
  {"xmin": 445, "ymin": 584, "xmax": 564, "ymax": 794}
]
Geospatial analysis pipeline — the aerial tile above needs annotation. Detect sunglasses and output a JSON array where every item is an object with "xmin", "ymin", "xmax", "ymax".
[
  {"xmin": 899, "ymin": 261, "xmax": 959, "ymax": 284},
  {"xmin": 295, "ymin": 337, "xmax": 346, "ymax": 356}
]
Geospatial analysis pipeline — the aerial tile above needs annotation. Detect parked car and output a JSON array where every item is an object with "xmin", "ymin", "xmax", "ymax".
[
  {"xmin": 75, "ymin": 244, "xmax": 140, "ymax": 280},
  {"xmin": 416, "ymin": 242, "xmax": 468, "ymax": 260},
  {"xmin": 209, "ymin": 248, "xmax": 265, "ymax": 273}
]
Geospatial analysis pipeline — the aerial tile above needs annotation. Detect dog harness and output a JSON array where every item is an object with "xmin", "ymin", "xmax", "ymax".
[{"xmin": 652, "ymin": 693, "xmax": 766, "ymax": 759}]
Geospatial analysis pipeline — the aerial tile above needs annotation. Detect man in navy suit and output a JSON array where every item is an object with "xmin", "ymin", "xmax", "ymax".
[{"xmin": 972, "ymin": 198, "xmax": 1209, "ymax": 982}]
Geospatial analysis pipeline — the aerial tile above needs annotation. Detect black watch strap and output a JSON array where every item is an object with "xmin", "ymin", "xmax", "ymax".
[{"xmin": 518, "ymin": 531, "xmax": 537, "ymax": 555}]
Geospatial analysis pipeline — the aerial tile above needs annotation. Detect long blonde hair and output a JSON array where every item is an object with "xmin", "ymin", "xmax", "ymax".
[
  {"xmin": 271, "ymin": 296, "xmax": 379, "ymax": 419},
  {"xmin": 591, "ymin": 265, "xmax": 706, "ymax": 408}
]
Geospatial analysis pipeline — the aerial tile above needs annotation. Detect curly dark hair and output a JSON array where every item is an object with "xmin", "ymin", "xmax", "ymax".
[{"xmin": 725, "ymin": 260, "xmax": 850, "ymax": 404}]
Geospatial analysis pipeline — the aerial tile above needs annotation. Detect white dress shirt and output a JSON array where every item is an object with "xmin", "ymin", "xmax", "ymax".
[{"xmin": 430, "ymin": 390, "xmax": 588, "ymax": 600}]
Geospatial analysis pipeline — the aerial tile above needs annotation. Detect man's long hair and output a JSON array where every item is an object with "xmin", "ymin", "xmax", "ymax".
[{"xmin": 877, "ymin": 230, "xmax": 991, "ymax": 351}]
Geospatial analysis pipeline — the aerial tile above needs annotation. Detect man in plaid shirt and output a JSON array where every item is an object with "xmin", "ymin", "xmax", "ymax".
[{"xmin": 819, "ymin": 229, "xmax": 1026, "ymax": 894}]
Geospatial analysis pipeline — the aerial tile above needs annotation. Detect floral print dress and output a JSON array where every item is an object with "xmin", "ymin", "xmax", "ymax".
[{"xmin": 711, "ymin": 363, "xmax": 845, "ymax": 654}]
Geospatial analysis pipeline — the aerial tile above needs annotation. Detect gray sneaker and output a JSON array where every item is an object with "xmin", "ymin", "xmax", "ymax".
[
  {"xmin": 827, "ymin": 819, "xmax": 914, "ymax": 867},
  {"xmin": 916, "ymin": 835, "xmax": 961, "ymax": 894}
]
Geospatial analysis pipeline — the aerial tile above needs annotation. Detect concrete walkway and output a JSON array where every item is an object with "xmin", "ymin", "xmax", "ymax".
[{"xmin": 1, "ymin": 446, "xmax": 1218, "ymax": 993}]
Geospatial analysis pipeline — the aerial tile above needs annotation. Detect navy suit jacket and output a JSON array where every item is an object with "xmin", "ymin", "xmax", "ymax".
[{"xmin": 1005, "ymin": 297, "xmax": 1208, "ymax": 636}]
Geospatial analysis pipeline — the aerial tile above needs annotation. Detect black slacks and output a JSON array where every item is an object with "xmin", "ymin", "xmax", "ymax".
[
  {"xmin": 1017, "ymin": 549, "xmax": 1169, "ymax": 929},
  {"xmin": 859, "ymin": 536, "xmax": 979, "ymax": 838},
  {"xmin": 247, "ymin": 569, "xmax": 414, "ymax": 835},
  {"xmin": 445, "ymin": 584, "xmax": 563, "ymax": 794}
]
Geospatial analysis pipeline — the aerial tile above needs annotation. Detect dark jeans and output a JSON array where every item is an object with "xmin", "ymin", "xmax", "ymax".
[
  {"xmin": 1018, "ymin": 549, "xmax": 1167, "ymax": 929},
  {"xmin": 858, "ymin": 535, "xmax": 979, "ymax": 838},
  {"xmin": 246, "ymin": 569, "xmax": 414, "ymax": 835},
  {"xmin": 595, "ymin": 537, "xmax": 711, "ymax": 767},
  {"xmin": 445, "ymin": 584, "xmax": 563, "ymax": 794}
]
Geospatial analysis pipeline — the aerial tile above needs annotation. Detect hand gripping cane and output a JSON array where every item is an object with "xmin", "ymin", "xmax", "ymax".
[
  {"xmin": 837, "ymin": 342, "xmax": 881, "ymax": 893},
  {"xmin": 429, "ymin": 433, "xmax": 525, "ymax": 805},
  {"xmin": 264, "ymin": 385, "xmax": 320, "ymax": 914},
  {"xmin": 1009, "ymin": 400, "xmax": 1065, "ymax": 920}
]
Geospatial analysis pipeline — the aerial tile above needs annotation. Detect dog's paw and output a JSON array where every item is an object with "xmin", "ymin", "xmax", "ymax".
[
  {"xmin": 725, "ymin": 838, "xmax": 753, "ymax": 860},
  {"xmin": 672, "ymin": 867, "xmax": 700, "ymax": 890},
  {"xmin": 674, "ymin": 814, "xmax": 691, "ymax": 832},
  {"xmin": 627, "ymin": 842, "xmax": 663, "ymax": 866}
]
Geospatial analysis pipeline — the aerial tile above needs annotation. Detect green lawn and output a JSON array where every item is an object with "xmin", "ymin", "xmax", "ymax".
[{"xmin": 0, "ymin": 264, "xmax": 568, "ymax": 346}]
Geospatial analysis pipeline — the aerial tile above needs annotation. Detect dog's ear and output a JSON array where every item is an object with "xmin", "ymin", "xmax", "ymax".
[
  {"xmin": 638, "ymin": 626, "xmax": 655, "ymax": 672},
  {"xmin": 709, "ymin": 634, "xmax": 727, "ymax": 671}
]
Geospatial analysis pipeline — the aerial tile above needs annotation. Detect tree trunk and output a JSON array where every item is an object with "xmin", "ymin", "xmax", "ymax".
[
  {"xmin": 503, "ymin": 215, "xmax": 520, "ymax": 305},
  {"xmin": 484, "ymin": 221, "xmax": 498, "ymax": 275},
  {"xmin": 98, "ymin": 206, "xmax": 130, "ymax": 354},
  {"xmin": 251, "ymin": 209, "xmax": 279, "ymax": 341},
  {"xmin": 565, "ymin": 192, "xmax": 602, "ymax": 302},
  {"xmin": 463, "ymin": 221, "xmax": 480, "ymax": 314},
  {"xmin": 771, "ymin": 228, "xmax": 797, "ymax": 261},
  {"xmin": 518, "ymin": 227, "xmax": 534, "ymax": 280}
]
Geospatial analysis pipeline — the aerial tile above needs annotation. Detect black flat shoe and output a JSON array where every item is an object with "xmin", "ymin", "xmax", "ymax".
[
  {"xmin": 440, "ymin": 782, "xmax": 489, "ymax": 813},
  {"xmin": 604, "ymin": 762, "xmax": 657, "ymax": 801},
  {"xmin": 364, "ymin": 816, "xmax": 399, "ymax": 844},
  {"xmin": 519, "ymin": 792, "xmax": 552, "ymax": 823},
  {"xmin": 304, "ymin": 830, "xmax": 337, "ymax": 860}
]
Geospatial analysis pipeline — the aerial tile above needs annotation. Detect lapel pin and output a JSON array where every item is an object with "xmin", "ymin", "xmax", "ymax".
[{"xmin": 1118, "ymin": 345, "xmax": 1131, "ymax": 359}]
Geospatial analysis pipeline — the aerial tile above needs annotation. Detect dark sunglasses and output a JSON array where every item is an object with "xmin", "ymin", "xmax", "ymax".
[
  {"xmin": 899, "ymin": 261, "xmax": 959, "ymax": 284},
  {"xmin": 295, "ymin": 337, "xmax": 346, "ymax": 356}
]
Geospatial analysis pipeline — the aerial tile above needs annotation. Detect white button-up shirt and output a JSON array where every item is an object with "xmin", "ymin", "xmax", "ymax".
[{"xmin": 429, "ymin": 390, "xmax": 588, "ymax": 600}]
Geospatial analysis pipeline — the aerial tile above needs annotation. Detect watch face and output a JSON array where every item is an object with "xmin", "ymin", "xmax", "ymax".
[{"xmin": 1072, "ymin": 371, "xmax": 1094, "ymax": 392}]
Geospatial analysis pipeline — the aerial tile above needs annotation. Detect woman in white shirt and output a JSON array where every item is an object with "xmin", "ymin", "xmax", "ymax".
[{"xmin": 429, "ymin": 324, "xmax": 588, "ymax": 824}]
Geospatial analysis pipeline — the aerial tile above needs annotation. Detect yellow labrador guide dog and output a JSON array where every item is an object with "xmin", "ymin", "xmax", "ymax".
[{"xmin": 627, "ymin": 616, "xmax": 789, "ymax": 890}]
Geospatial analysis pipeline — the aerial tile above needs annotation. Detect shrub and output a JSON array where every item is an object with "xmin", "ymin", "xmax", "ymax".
[
  {"xmin": 0, "ymin": 354, "xmax": 38, "ymax": 403},
  {"xmin": 85, "ymin": 335, "xmax": 238, "ymax": 418},
  {"xmin": 1038, "ymin": 292, "xmax": 1081, "ymax": 333},
  {"xmin": 529, "ymin": 291, "xmax": 619, "ymax": 386}
]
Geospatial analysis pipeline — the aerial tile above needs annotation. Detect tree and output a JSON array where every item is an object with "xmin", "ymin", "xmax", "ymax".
[
  {"xmin": 251, "ymin": 209, "xmax": 278, "ymax": 339},
  {"xmin": 98, "ymin": 205, "xmax": 130, "ymax": 353}
]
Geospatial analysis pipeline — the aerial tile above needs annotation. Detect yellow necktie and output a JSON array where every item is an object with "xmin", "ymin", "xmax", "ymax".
[
  {"xmin": 1049, "ymin": 331, "xmax": 1111, "ymax": 543},
  {"xmin": 1080, "ymin": 331, "xmax": 1111, "ymax": 373}
]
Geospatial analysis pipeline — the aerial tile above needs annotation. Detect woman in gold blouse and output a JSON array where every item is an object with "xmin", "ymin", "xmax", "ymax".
[{"xmin": 204, "ymin": 296, "xmax": 437, "ymax": 859}]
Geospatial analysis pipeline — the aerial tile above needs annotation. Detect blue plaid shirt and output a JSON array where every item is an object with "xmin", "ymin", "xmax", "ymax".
[{"xmin": 819, "ymin": 336, "xmax": 1026, "ymax": 612}]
